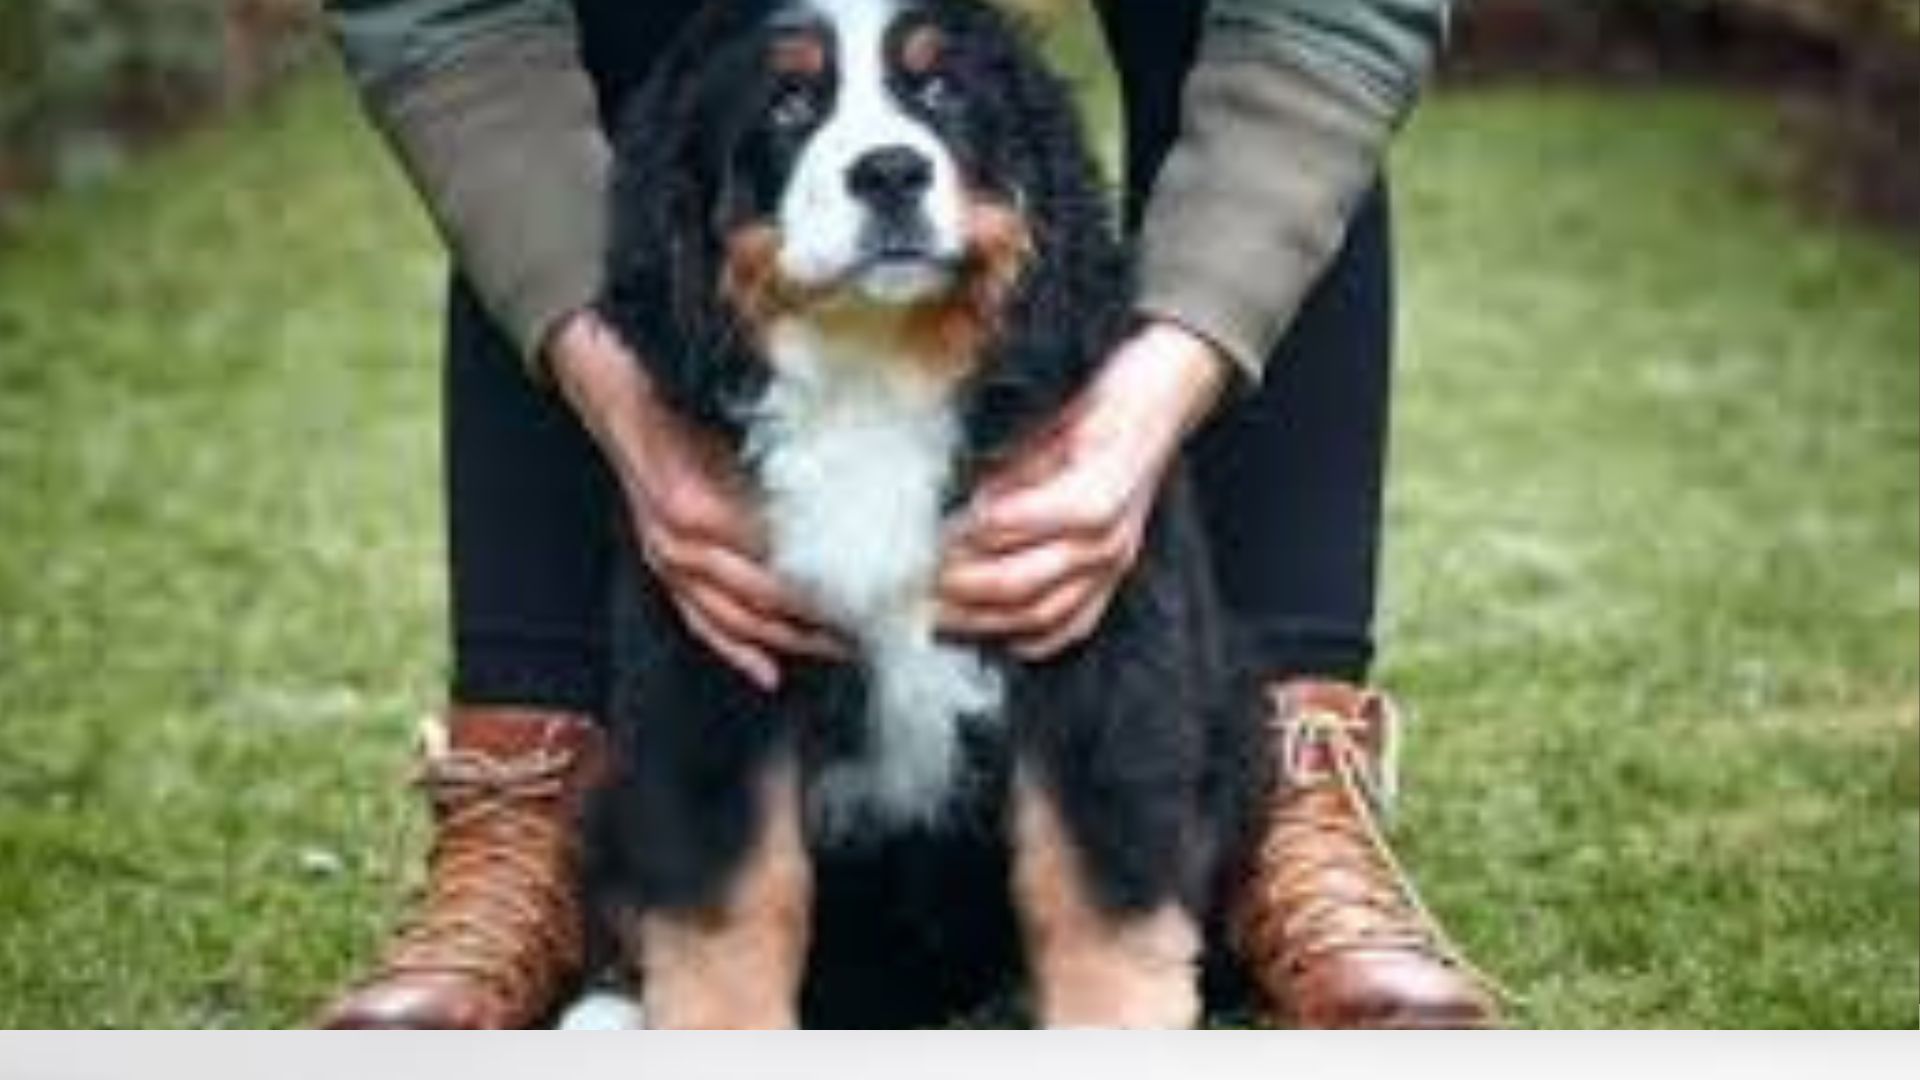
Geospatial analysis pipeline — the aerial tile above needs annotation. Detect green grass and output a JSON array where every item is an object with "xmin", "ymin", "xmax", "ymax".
[
  {"xmin": 0, "ymin": 74, "xmax": 1914, "ymax": 1028},
  {"xmin": 1384, "ymin": 88, "xmax": 1918, "ymax": 1028},
  {"xmin": 0, "ymin": 76, "xmax": 443, "ymax": 1028}
]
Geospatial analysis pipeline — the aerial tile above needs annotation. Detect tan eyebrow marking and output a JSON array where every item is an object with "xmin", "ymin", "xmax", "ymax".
[
  {"xmin": 899, "ymin": 22, "xmax": 945, "ymax": 75},
  {"xmin": 770, "ymin": 32, "xmax": 827, "ymax": 77}
]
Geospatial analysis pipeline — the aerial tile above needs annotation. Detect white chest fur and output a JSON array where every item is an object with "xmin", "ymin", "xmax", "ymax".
[{"xmin": 749, "ymin": 318, "xmax": 1002, "ymax": 839}]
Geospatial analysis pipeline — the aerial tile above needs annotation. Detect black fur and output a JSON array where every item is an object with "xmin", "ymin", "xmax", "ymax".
[
  {"xmin": 598, "ymin": 1, "xmax": 773, "ymax": 434},
  {"xmin": 592, "ymin": 0, "xmax": 1265, "ymax": 1024}
]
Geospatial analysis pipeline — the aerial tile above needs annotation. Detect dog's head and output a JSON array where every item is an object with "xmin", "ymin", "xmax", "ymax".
[{"xmin": 600, "ymin": 0, "xmax": 1127, "ymax": 439}]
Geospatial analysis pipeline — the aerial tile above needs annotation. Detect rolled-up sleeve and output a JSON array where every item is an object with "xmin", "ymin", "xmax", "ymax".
[
  {"xmin": 1134, "ymin": 0, "xmax": 1450, "ymax": 384},
  {"xmin": 325, "ymin": 0, "xmax": 609, "ymax": 374}
]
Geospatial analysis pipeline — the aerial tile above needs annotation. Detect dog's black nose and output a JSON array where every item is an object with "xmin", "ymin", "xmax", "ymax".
[{"xmin": 848, "ymin": 145, "xmax": 933, "ymax": 211}]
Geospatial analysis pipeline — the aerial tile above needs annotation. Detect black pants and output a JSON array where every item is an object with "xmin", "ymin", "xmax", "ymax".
[{"xmin": 445, "ymin": 1, "xmax": 1393, "ymax": 716}]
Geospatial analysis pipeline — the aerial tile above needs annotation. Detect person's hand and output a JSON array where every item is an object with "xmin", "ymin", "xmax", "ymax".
[
  {"xmin": 937, "ymin": 322, "xmax": 1231, "ymax": 659},
  {"xmin": 547, "ymin": 310, "xmax": 840, "ymax": 690}
]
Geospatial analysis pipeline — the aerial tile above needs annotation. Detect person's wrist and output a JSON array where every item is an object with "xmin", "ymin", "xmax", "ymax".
[
  {"xmin": 1135, "ymin": 321, "xmax": 1231, "ymax": 433},
  {"xmin": 547, "ymin": 309, "xmax": 620, "ymax": 409},
  {"xmin": 545, "ymin": 308, "xmax": 663, "ymax": 496},
  {"xmin": 1095, "ymin": 321, "xmax": 1231, "ymax": 462}
]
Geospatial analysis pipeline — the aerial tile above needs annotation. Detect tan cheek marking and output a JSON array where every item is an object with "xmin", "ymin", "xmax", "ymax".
[
  {"xmin": 722, "ymin": 222, "xmax": 789, "ymax": 341},
  {"xmin": 900, "ymin": 302, "xmax": 983, "ymax": 384},
  {"xmin": 725, "ymin": 222, "xmax": 843, "ymax": 341},
  {"xmin": 964, "ymin": 197, "xmax": 1034, "ymax": 316},
  {"xmin": 1010, "ymin": 765, "xmax": 1202, "ymax": 1028},
  {"xmin": 623, "ymin": 757, "xmax": 812, "ymax": 1029},
  {"xmin": 898, "ymin": 196, "xmax": 1033, "ymax": 384}
]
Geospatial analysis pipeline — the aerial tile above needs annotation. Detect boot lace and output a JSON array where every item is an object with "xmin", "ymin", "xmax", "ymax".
[
  {"xmin": 1249, "ymin": 690, "xmax": 1509, "ymax": 1002},
  {"xmin": 369, "ymin": 728, "xmax": 582, "ymax": 1006}
]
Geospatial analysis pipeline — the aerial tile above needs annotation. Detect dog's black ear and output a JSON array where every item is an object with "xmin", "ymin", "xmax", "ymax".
[
  {"xmin": 596, "ymin": 9, "xmax": 763, "ymax": 436},
  {"xmin": 958, "ymin": 4, "xmax": 1133, "ymax": 448}
]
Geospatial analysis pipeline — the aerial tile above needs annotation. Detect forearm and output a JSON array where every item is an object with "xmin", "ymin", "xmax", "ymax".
[
  {"xmin": 1135, "ymin": 0, "xmax": 1450, "ymax": 386},
  {"xmin": 325, "ymin": 0, "xmax": 608, "ymax": 372}
]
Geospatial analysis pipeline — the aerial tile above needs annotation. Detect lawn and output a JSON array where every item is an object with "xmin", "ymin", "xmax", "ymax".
[{"xmin": 0, "ymin": 70, "xmax": 1913, "ymax": 1028}]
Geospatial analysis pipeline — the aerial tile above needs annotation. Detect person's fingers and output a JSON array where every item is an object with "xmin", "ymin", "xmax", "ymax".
[
  {"xmin": 678, "ymin": 601, "xmax": 781, "ymax": 691},
  {"xmin": 680, "ymin": 541, "xmax": 819, "ymax": 625},
  {"xmin": 940, "ymin": 569, "xmax": 1105, "ymax": 639},
  {"xmin": 959, "ymin": 472, "xmax": 1126, "ymax": 555},
  {"xmin": 647, "ymin": 467, "xmax": 768, "ymax": 557},
  {"xmin": 641, "ymin": 516, "xmax": 846, "ymax": 659},
  {"xmin": 1009, "ymin": 591, "xmax": 1111, "ymax": 660},
  {"xmin": 942, "ymin": 510, "xmax": 1140, "ymax": 606},
  {"xmin": 938, "ymin": 538, "xmax": 1093, "ymax": 609},
  {"xmin": 936, "ymin": 526, "xmax": 1128, "ymax": 618},
  {"xmin": 684, "ymin": 580, "xmax": 835, "ymax": 665}
]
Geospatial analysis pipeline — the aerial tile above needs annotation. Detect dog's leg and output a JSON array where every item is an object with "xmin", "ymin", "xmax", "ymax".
[
  {"xmin": 633, "ymin": 755, "xmax": 812, "ymax": 1029},
  {"xmin": 1010, "ymin": 764, "xmax": 1202, "ymax": 1028}
]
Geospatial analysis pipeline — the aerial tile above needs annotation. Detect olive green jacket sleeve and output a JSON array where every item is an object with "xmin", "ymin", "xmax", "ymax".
[
  {"xmin": 1136, "ymin": 0, "xmax": 1450, "ymax": 383},
  {"xmin": 325, "ymin": 0, "xmax": 608, "ymax": 370},
  {"xmin": 323, "ymin": 0, "xmax": 1447, "ymax": 383}
]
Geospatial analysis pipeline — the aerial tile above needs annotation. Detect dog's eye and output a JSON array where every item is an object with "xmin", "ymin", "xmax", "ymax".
[{"xmin": 769, "ymin": 84, "xmax": 820, "ymax": 130}]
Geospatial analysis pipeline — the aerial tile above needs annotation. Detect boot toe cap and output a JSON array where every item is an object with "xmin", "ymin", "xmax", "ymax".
[
  {"xmin": 316, "ymin": 975, "xmax": 499, "ymax": 1029},
  {"xmin": 1294, "ymin": 950, "xmax": 1497, "ymax": 1029}
]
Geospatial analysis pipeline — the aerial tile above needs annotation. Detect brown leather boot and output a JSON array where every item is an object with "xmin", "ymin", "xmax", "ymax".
[
  {"xmin": 316, "ymin": 707, "xmax": 607, "ymax": 1029},
  {"xmin": 1232, "ymin": 680, "xmax": 1499, "ymax": 1029}
]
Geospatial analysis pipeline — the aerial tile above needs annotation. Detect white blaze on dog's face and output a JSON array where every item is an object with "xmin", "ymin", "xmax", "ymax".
[
  {"xmin": 705, "ymin": 0, "xmax": 1036, "ymax": 365},
  {"xmin": 771, "ymin": 0, "xmax": 968, "ymax": 305}
]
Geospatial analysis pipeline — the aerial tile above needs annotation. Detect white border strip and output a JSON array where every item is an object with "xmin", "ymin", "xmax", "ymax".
[{"xmin": 0, "ymin": 1032, "xmax": 1916, "ymax": 1080}]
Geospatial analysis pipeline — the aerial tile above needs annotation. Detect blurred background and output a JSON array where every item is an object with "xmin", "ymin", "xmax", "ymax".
[
  {"xmin": 2, "ymin": 0, "xmax": 1914, "ymax": 236},
  {"xmin": 0, "ymin": 0, "xmax": 1914, "ymax": 1029}
]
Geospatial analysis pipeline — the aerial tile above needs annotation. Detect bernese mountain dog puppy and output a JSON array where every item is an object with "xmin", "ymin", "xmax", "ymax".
[{"xmin": 592, "ymin": 0, "xmax": 1264, "ymax": 1028}]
